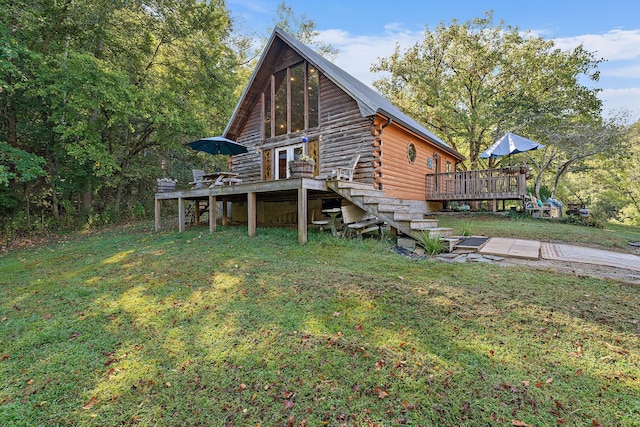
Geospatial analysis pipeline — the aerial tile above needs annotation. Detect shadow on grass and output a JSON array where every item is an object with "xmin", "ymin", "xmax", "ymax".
[{"xmin": 0, "ymin": 225, "xmax": 638, "ymax": 426}]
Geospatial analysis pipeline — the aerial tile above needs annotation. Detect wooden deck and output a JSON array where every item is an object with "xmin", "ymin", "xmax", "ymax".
[
  {"xmin": 425, "ymin": 168, "xmax": 527, "ymax": 202},
  {"xmin": 154, "ymin": 178, "xmax": 330, "ymax": 244}
]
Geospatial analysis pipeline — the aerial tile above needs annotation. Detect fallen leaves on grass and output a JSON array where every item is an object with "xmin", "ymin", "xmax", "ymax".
[
  {"xmin": 373, "ymin": 387, "xmax": 388, "ymax": 399},
  {"xmin": 82, "ymin": 396, "xmax": 98, "ymax": 410}
]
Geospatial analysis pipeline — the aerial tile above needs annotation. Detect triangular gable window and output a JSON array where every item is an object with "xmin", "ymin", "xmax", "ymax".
[{"xmin": 263, "ymin": 61, "xmax": 318, "ymax": 138}]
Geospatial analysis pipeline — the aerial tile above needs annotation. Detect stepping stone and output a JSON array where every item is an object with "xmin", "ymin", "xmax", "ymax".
[{"xmin": 469, "ymin": 257, "xmax": 493, "ymax": 263}]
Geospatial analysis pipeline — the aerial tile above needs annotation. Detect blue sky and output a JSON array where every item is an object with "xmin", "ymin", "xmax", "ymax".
[{"xmin": 227, "ymin": 0, "xmax": 640, "ymax": 120}]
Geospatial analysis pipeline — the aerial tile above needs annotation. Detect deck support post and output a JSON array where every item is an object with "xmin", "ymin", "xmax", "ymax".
[
  {"xmin": 209, "ymin": 195, "xmax": 216, "ymax": 233},
  {"xmin": 297, "ymin": 185, "xmax": 308, "ymax": 245},
  {"xmin": 178, "ymin": 197, "xmax": 185, "ymax": 232},
  {"xmin": 247, "ymin": 192, "xmax": 256, "ymax": 237},
  {"xmin": 195, "ymin": 201, "xmax": 201, "ymax": 226},
  {"xmin": 155, "ymin": 198, "xmax": 161, "ymax": 231},
  {"xmin": 222, "ymin": 198, "xmax": 228, "ymax": 225}
]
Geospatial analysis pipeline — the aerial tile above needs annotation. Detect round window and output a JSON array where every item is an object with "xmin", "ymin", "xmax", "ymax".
[{"xmin": 407, "ymin": 143, "xmax": 416, "ymax": 163}]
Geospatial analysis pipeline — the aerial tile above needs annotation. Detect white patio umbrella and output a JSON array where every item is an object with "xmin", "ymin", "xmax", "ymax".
[{"xmin": 480, "ymin": 132, "xmax": 544, "ymax": 159}]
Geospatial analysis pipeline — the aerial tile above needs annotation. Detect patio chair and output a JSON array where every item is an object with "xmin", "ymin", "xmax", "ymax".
[
  {"xmin": 315, "ymin": 154, "xmax": 361, "ymax": 181},
  {"xmin": 332, "ymin": 154, "xmax": 360, "ymax": 181}
]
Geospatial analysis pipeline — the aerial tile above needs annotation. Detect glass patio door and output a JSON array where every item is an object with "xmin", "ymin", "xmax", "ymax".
[{"xmin": 275, "ymin": 144, "xmax": 304, "ymax": 179}]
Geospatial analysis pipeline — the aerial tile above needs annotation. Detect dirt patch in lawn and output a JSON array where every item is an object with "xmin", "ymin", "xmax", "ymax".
[{"xmin": 500, "ymin": 256, "xmax": 640, "ymax": 285}]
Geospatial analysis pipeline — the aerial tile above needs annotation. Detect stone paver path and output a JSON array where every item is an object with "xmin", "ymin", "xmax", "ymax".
[
  {"xmin": 541, "ymin": 243, "xmax": 640, "ymax": 272},
  {"xmin": 479, "ymin": 237, "xmax": 540, "ymax": 260}
]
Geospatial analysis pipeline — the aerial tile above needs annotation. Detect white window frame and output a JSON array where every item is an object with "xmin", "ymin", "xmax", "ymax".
[{"xmin": 275, "ymin": 143, "xmax": 304, "ymax": 180}]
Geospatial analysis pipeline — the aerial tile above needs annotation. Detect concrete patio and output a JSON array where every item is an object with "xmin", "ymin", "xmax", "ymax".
[{"xmin": 477, "ymin": 237, "xmax": 640, "ymax": 272}]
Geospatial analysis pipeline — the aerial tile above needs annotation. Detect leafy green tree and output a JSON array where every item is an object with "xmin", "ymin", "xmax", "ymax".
[
  {"xmin": 528, "ymin": 113, "xmax": 630, "ymax": 200},
  {"xmin": 0, "ymin": 142, "xmax": 46, "ymax": 186},
  {"xmin": 567, "ymin": 119, "xmax": 640, "ymax": 225},
  {"xmin": 371, "ymin": 12, "xmax": 602, "ymax": 169},
  {"xmin": 1, "ymin": 0, "xmax": 242, "ymax": 227}
]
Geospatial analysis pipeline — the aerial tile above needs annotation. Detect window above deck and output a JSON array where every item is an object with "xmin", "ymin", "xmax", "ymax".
[{"xmin": 263, "ymin": 61, "xmax": 319, "ymax": 139}]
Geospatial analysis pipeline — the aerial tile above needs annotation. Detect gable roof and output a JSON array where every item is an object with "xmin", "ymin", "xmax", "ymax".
[{"xmin": 224, "ymin": 27, "xmax": 462, "ymax": 159}]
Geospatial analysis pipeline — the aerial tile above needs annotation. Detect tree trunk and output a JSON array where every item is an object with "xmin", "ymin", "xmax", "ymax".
[
  {"xmin": 81, "ymin": 181, "xmax": 92, "ymax": 216},
  {"xmin": 114, "ymin": 127, "xmax": 134, "ymax": 212},
  {"xmin": 50, "ymin": 157, "xmax": 60, "ymax": 220}
]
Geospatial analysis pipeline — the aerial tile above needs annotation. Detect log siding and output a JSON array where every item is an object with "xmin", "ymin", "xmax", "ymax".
[
  {"xmin": 376, "ymin": 121, "xmax": 459, "ymax": 201},
  {"xmin": 231, "ymin": 72, "xmax": 374, "ymax": 185}
]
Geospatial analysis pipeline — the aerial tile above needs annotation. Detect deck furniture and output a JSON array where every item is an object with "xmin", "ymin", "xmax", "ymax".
[
  {"xmin": 189, "ymin": 169, "xmax": 221, "ymax": 189},
  {"xmin": 316, "ymin": 154, "xmax": 361, "ymax": 181},
  {"xmin": 200, "ymin": 171, "xmax": 242, "ymax": 186},
  {"xmin": 321, "ymin": 207, "xmax": 342, "ymax": 236},
  {"xmin": 222, "ymin": 176, "xmax": 243, "ymax": 185},
  {"xmin": 340, "ymin": 204, "xmax": 384, "ymax": 239},
  {"xmin": 525, "ymin": 194, "xmax": 553, "ymax": 218},
  {"xmin": 310, "ymin": 210, "xmax": 332, "ymax": 232},
  {"xmin": 332, "ymin": 154, "xmax": 360, "ymax": 181}
]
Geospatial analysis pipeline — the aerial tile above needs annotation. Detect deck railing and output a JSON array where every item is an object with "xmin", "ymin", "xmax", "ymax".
[{"xmin": 425, "ymin": 167, "xmax": 528, "ymax": 201}]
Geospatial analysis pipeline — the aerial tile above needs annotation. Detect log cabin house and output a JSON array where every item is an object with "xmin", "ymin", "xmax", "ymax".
[{"xmin": 155, "ymin": 28, "xmax": 527, "ymax": 244}]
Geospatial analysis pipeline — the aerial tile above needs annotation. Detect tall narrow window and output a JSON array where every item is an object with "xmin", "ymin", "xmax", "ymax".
[
  {"xmin": 274, "ymin": 69, "xmax": 288, "ymax": 136},
  {"xmin": 290, "ymin": 63, "xmax": 305, "ymax": 133},
  {"xmin": 263, "ymin": 81, "xmax": 272, "ymax": 138},
  {"xmin": 307, "ymin": 65, "xmax": 318, "ymax": 128},
  {"xmin": 263, "ymin": 60, "xmax": 320, "ymax": 138}
]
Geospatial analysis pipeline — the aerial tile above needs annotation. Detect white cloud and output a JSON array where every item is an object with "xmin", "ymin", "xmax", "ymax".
[
  {"xmin": 227, "ymin": 0, "xmax": 271, "ymax": 14},
  {"xmin": 319, "ymin": 28, "xmax": 422, "ymax": 87},
  {"xmin": 554, "ymin": 29, "xmax": 640, "ymax": 61},
  {"xmin": 599, "ymin": 87, "xmax": 640, "ymax": 120},
  {"xmin": 317, "ymin": 27, "xmax": 640, "ymax": 120}
]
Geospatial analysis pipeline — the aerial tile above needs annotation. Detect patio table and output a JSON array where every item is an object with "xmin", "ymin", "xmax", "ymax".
[{"xmin": 322, "ymin": 207, "xmax": 342, "ymax": 236}]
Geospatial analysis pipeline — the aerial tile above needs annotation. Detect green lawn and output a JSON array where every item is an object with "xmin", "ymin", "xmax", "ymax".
[
  {"xmin": 438, "ymin": 214, "xmax": 640, "ymax": 252},
  {"xmin": 1, "ymin": 222, "xmax": 639, "ymax": 426}
]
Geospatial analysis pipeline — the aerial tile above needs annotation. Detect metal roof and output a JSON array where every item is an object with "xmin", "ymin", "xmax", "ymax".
[{"xmin": 224, "ymin": 27, "xmax": 462, "ymax": 159}]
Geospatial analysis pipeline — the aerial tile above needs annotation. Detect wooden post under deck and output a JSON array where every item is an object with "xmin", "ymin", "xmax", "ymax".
[
  {"xmin": 154, "ymin": 178, "xmax": 328, "ymax": 243},
  {"xmin": 298, "ymin": 186, "xmax": 308, "ymax": 244},
  {"xmin": 222, "ymin": 197, "xmax": 228, "ymax": 225},
  {"xmin": 195, "ymin": 201, "xmax": 201, "ymax": 226},
  {"xmin": 209, "ymin": 195, "xmax": 216, "ymax": 233},
  {"xmin": 155, "ymin": 198, "xmax": 161, "ymax": 231},
  {"xmin": 247, "ymin": 192, "xmax": 256, "ymax": 237},
  {"xmin": 178, "ymin": 197, "xmax": 185, "ymax": 232}
]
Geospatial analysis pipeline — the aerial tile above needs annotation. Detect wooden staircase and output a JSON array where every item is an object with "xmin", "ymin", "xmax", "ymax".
[{"xmin": 327, "ymin": 181, "xmax": 453, "ymax": 241}]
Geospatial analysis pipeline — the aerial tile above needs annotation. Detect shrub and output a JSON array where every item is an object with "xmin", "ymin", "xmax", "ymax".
[{"xmin": 416, "ymin": 232, "xmax": 445, "ymax": 255}]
